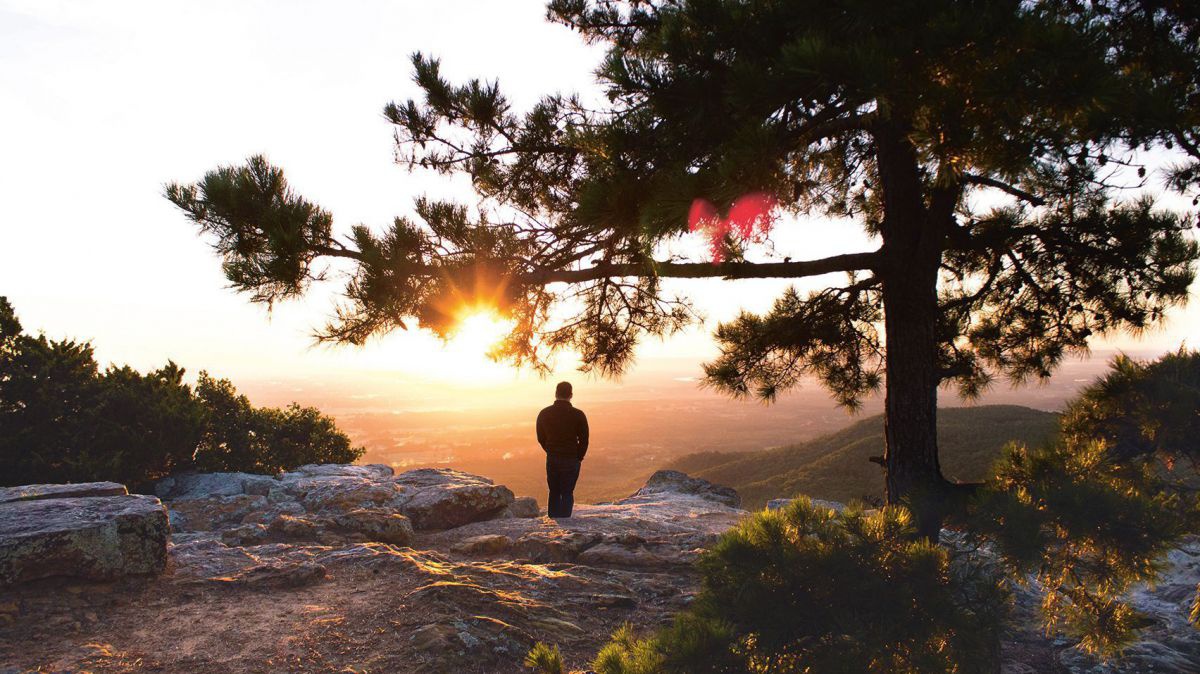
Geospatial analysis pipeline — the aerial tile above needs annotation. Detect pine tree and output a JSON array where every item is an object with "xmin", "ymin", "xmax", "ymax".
[{"xmin": 166, "ymin": 0, "xmax": 1200, "ymax": 535}]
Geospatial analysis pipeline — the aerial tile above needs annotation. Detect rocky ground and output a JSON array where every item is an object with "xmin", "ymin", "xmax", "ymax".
[
  {"xmin": 0, "ymin": 466, "xmax": 1196, "ymax": 673},
  {"xmin": 0, "ymin": 468, "xmax": 743, "ymax": 673}
]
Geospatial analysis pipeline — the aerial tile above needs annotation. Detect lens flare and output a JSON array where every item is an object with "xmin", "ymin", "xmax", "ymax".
[{"xmin": 688, "ymin": 192, "xmax": 779, "ymax": 262}]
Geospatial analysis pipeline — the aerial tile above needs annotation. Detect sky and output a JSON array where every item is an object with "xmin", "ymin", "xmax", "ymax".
[{"xmin": 2, "ymin": 0, "xmax": 1197, "ymax": 396}]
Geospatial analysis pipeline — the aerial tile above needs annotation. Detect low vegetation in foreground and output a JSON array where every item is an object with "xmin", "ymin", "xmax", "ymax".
[
  {"xmin": 0, "ymin": 297, "xmax": 364, "ymax": 490},
  {"xmin": 529, "ymin": 351, "xmax": 1200, "ymax": 673}
]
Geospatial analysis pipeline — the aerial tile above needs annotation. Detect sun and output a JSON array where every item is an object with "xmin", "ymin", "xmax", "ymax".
[
  {"xmin": 416, "ymin": 306, "xmax": 516, "ymax": 383},
  {"xmin": 448, "ymin": 308, "xmax": 512, "ymax": 358},
  {"xmin": 325, "ymin": 305, "xmax": 521, "ymax": 384}
]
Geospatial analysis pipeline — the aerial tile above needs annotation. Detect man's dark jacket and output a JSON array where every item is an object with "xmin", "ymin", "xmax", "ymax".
[{"xmin": 536, "ymin": 400, "xmax": 589, "ymax": 460}]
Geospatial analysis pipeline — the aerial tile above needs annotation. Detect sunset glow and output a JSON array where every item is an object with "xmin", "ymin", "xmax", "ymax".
[
  {"xmin": 435, "ymin": 308, "xmax": 515, "ymax": 382},
  {"xmin": 450, "ymin": 308, "xmax": 511, "ymax": 356}
]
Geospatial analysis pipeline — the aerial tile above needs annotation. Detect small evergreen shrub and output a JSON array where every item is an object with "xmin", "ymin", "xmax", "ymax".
[
  {"xmin": 1060, "ymin": 349, "xmax": 1200, "ymax": 470},
  {"xmin": 961, "ymin": 350, "xmax": 1200, "ymax": 651},
  {"xmin": 524, "ymin": 641, "xmax": 565, "ymax": 674},
  {"xmin": 967, "ymin": 435, "xmax": 1194, "ymax": 654},
  {"xmin": 591, "ymin": 499, "xmax": 1008, "ymax": 674}
]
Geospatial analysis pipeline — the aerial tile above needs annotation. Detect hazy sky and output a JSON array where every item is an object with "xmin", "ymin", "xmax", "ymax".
[{"xmin": 2, "ymin": 0, "xmax": 1197, "ymax": 391}]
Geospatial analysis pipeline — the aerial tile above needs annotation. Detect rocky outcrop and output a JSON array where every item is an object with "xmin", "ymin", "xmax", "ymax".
[
  {"xmin": 426, "ymin": 471, "xmax": 745, "ymax": 567},
  {"xmin": 156, "ymin": 472, "xmax": 278, "ymax": 501},
  {"xmin": 0, "ymin": 491, "xmax": 168, "ymax": 586},
  {"xmin": 140, "ymin": 468, "xmax": 747, "ymax": 672},
  {"xmin": 0, "ymin": 481, "xmax": 128, "ymax": 504},
  {"xmin": 3, "ymin": 465, "xmax": 1195, "ymax": 674},
  {"xmin": 392, "ymin": 469, "xmax": 516, "ymax": 529},
  {"xmin": 630, "ymin": 469, "xmax": 741, "ymax": 508},
  {"xmin": 160, "ymin": 465, "xmax": 517, "ymax": 548}
]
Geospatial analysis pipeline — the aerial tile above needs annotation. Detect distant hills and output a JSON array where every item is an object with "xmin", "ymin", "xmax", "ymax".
[{"xmin": 665, "ymin": 405, "xmax": 1060, "ymax": 509}]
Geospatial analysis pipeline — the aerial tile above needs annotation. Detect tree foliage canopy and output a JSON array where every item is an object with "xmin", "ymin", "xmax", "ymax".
[{"xmin": 168, "ymin": 0, "xmax": 1198, "ymax": 399}]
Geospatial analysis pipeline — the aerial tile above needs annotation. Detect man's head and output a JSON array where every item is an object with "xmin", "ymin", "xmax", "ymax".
[{"xmin": 555, "ymin": 381, "xmax": 573, "ymax": 400}]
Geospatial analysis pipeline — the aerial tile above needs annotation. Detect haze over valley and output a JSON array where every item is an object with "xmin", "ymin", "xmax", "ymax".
[{"xmin": 237, "ymin": 352, "xmax": 1125, "ymax": 503}]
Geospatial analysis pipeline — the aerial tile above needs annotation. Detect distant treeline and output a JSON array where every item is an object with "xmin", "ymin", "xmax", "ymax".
[{"xmin": 0, "ymin": 297, "xmax": 363, "ymax": 490}]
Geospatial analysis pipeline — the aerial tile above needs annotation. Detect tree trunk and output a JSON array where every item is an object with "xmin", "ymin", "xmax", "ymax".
[
  {"xmin": 874, "ymin": 119, "xmax": 952, "ymax": 540},
  {"xmin": 881, "ymin": 267, "xmax": 948, "ymax": 540}
]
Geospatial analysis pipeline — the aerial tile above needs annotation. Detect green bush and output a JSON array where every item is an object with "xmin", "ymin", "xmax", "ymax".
[
  {"xmin": 193, "ymin": 372, "xmax": 363, "ymax": 475},
  {"xmin": 524, "ymin": 641, "xmax": 565, "ymax": 674},
  {"xmin": 1060, "ymin": 349, "xmax": 1200, "ymax": 469},
  {"xmin": 960, "ymin": 351, "xmax": 1200, "ymax": 654},
  {"xmin": 588, "ymin": 499, "xmax": 1008, "ymax": 674},
  {"xmin": 86, "ymin": 362, "xmax": 206, "ymax": 488},
  {"xmin": 966, "ymin": 437, "xmax": 1193, "ymax": 655},
  {"xmin": 1, "ymin": 299, "xmax": 104, "ymax": 485},
  {"xmin": 0, "ymin": 296, "xmax": 364, "ymax": 489}
]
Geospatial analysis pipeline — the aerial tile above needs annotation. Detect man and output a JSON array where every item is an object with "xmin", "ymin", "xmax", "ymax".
[{"xmin": 536, "ymin": 381, "xmax": 589, "ymax": 518}]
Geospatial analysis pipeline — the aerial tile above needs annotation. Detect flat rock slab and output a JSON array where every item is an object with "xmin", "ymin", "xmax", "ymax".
[
  {"xmin": 0, "ymin": 482, "xmax": 127, "ymax": 504},
  {"xmin": 423, "ymin": 490, "xmax": 746, "ymax": 567},
  {"xmin": 159, "ymin": 465, "xmax": 516, "ymax": 542},
  {"xmin": 0, "ymin": 494, "xmax": 169, "ymax": 585}
]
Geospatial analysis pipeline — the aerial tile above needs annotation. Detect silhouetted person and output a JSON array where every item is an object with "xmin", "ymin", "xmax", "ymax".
[{"xmin": 536, "ymin": 381, "xmax": 589, "ymax": 518}]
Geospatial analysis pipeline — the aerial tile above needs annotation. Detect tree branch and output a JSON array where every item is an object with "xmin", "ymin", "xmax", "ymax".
[
  {"xmin": 312, "ymin": 244, "xmax": 364, "ymax": 261},
  {"xmin": 521, "ymin": 251, "xmax": 881, "ymax": 284},
  {"xmin": 962, "ymin": 173, "xmax": 1046, "ymax": 207}
]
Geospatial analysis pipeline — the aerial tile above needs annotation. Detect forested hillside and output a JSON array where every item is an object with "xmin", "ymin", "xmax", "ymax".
[{"xmin": 667, "ymin": 405, "xmax": 1059, "ymax": 508}]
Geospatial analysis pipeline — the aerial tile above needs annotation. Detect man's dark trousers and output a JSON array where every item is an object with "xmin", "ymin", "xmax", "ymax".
[{"xmin": 546, "ymin": 454, "xmax": 582, "ymax": 518}]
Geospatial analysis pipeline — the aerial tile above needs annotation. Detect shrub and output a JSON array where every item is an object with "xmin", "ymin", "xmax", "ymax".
[
  {"xmin": 960, "ymin": 350, "xmax": 1200, "ymax": 653},
  {"xmin": 1060, "ymin": 349, "xmax": 1200, "ymax": 469},
  {"xmin": 524, "ymin": 641, "xmax": 565, "ymax": 674},
  {"xmin": 195, "ymin": 372, "xmax": 363, "ymax": 475},
  {"xmin": 0, "ymin": 296, "xmax": 364, "ymax": 489},
  {"xmin": 1, "ymin": 297, "xmax": 103, "ymax": 485},
  {"xmin": 87, "ymin": 362, "xmax": 206, "ymax": 488},
  {"xmin": 966, "ymin": 434, "xmax": 1194, "ymax": 654},
  {"xmin": 589, "ymin": 499, "xmax": 1008, "ymax": 674}
]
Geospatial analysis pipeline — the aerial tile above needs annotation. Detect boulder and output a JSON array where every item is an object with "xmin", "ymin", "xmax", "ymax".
[
  {"xmin": 0, "ymin": 494, "xmax": 168, "ymax": 585},
  {"xmin": 168, "ymin": 494, "xmax": 267, "ymax": 532},
  {"xmin": 502, "ymin": 496, "xmax": 540, "ymax": 519},
  {"xmin": 168, "ymin": 539, "xmax": 259, "ymax": 580},
  {"xmin": 155, "ymin": 472, "xmax": 279, "ymax": 500},
  {"xmin": 513, "ymin": 531, "xmax": 602, "ymax": 563},
  {"xmin": 282, "ymin": 463, "xmax": 394, "ymax": 480},
  {"xmin": 157, "ymin": 465, "xmax": 516, "ymax": 538},
  {"xmin": 394, "ymin": 469, "xmax": 515, "ymax": 530},
  {"xmin": 267, "ymin": 514, "xmax": 327, "ymax": 540},
  {"xmin": 629, "ymin": 470, "xmax": 741, "ymax": 508},
  {"xmin": 331, "ymin": 509, "xmax": 414, "ymax": 546},
  {"xmin": 220, "ymin": 524, "xmax": 270, "ymax": 547},
  {"xmin": 451, "ymin": 534, "xmax": 513, "ymax": 556},
  {"xmin": 0, "ymin": 482, "xmax": 127, "ymax": 504},
  {"xmin": 294, "ymin": 478, "xmax": 407, "ymax": 512}
]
